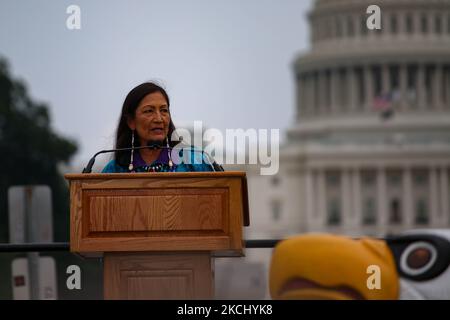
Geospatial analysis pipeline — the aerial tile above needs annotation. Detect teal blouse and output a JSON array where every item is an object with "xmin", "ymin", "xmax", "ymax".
[{"xmin": 101, "ymin": 146, "xmax": 214, "ymax": 173}]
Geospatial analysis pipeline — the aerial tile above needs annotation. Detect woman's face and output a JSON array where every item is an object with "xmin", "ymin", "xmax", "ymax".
[{"xmin": 128, "ymin": 91, "xmax": 170, "ymax": 146}]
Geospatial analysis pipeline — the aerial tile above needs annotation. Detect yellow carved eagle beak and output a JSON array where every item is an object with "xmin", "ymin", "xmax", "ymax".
[{"xmin": 269, "ymin": 234, "xmax": 400, "ymax": 300}]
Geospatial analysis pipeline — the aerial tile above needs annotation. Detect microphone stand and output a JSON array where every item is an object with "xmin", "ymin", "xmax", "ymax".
[
  {"xmin": 82, "ymin": 145, "xmax": 157, "ymax": 173},
  {"xmin": 83, "ymin": 142, "xmax": 224, "ymax": 173}
]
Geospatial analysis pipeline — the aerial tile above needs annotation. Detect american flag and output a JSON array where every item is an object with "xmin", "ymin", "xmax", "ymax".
[
  {"xmin": 373, "ymin": 91, "xmax": 399, "ymax": 120},
  {"xmin": 373, "ymin": 93, "xmax": 393, "ymax": 111}
]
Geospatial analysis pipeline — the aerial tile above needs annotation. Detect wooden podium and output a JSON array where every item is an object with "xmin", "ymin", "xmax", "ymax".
[{"xmin": 64, "ymin": 172, "xmax": 249, "ymax": 300}]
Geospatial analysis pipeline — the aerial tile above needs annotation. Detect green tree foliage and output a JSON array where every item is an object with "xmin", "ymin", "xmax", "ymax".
[{"xmin": 0, "ymin": 57, "xmax": 78, "ymax": 242}]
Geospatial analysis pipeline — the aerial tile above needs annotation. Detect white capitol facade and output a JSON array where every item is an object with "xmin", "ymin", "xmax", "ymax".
[
  {"xmin": 217, "ymin": 0, "xmax": 450, "ymax": 298},
  {"xmin": 245, "ymin": 0, "xmax": 450, "ymax": 240}
]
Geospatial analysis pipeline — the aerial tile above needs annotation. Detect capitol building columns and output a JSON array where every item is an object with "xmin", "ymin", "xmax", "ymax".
[
  {"xmin": 416, "ymin": 64, "xmax": 426, "ymax": 110},
  {"xmin": 295, "ymin": 164, "xmax": 450, "ymax": 236},
  {"xmin": 297, "ymin": 61, "xmax": 450, "ymax": 119},
  {"xmin": 430, "ymin": 167, "xmax": 440, "ymax": 226},
  {"xmin": 446, "ymin": 69, "xmax": 450, "ymax": 107},
  {"xmin": 440, "ymin": 167, "xmax": 450, "ymax": 225},
  {"xmin": 376, "ymin": 167, "xmax": 388, "ymax": 234},
  {"xmin": 402, "ymin": 167, "xmax": 414, "ymax": 229},
  {"xmin": 347, "ymin": 67, "xmax": 358, "ymax": 112},
  {"xmin": 351, "ymin": 168, "xmax": 362, "ymax": 230},
  {"xmin": 316, "ymin": 168, "xmax": 327, "ymax": 229},
  {"xmin": 399, "ymin": 64, "xmax": 408, "ymax": 111},
  {"xmin": 433, "ymin": 64, "xmax": 443, "ymax": 110},
  {"xmin": 364, "ymin": 66, "xmax": 373, "ymax": 112},
  {"xmin": 340, "ymin": 168, "xmax": 353, "ymax": 228},
  {"xmin": 381, "ymin": 64, "xmax": 390, "ymax": 96},
  {"xmin": 304, "ymin": 169, "xmax": 315, "ymax": 229},
  {"xmin": 330, "ymin": 69, "xmax": 340, "ymax": 114}
]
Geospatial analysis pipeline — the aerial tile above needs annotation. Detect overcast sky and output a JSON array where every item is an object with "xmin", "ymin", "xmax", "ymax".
[{"xmin": 0, "ymin": 0, "xmax": 312, "ymax": 168}]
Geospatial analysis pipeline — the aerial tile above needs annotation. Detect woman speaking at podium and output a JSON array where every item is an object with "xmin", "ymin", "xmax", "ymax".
[{"xmin": 102, "ymin": 82, "xmax": 217, "ymax": 173}]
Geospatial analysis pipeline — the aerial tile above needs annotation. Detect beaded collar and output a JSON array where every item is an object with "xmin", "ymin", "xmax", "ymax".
[
  {"xmin": 131, "ymin": 149, "xmax": 176, "ymax": 173},
  {"xmin": 142, "ymin": 163, "xmax": 176, "ymax": 172}
]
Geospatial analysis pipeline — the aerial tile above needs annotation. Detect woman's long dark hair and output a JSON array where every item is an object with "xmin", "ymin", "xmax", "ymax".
[{"xmin": 114, "ymin": 82, "xmax": 177, "ymax": 167}]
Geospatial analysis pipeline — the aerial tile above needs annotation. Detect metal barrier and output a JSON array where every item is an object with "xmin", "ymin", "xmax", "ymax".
[{"xmin": 0, "ymin": 240, "xmax": 281, "ymax": 253}]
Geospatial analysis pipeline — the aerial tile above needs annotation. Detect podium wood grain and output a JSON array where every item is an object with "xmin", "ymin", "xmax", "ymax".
[
  {"xmin": 65, "ymin": 172, "xmax": 249, "ymax": 299},
  {"xmin": 104, "ymin": 252, "xmax": 213, "ymax": 299}
]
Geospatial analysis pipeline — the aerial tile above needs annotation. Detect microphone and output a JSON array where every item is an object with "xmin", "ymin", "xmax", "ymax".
[{"xmin": 82, "ymin": 144, "xmax": 156, "ymax": 173}]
